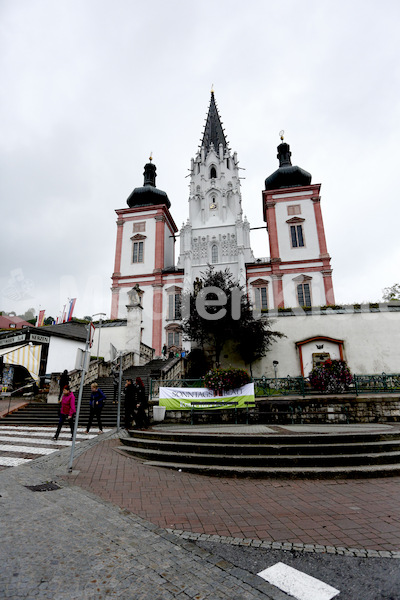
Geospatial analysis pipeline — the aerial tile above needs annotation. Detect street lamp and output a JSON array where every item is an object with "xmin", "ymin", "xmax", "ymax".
[
  {"xmin": 273, "ymin": 360, "xmax": 279, "ymax": 381},
  {"xmin": 93, "ymin": 313, "xmax": 106, "ymax": 360}
]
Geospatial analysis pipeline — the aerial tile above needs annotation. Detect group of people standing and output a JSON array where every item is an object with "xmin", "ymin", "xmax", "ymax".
[
  {"xmin": 53, "ymin": 371, "xmax": 149, "ymax": 439},
  {"xmin": 123, "ymin": 377, "xmax": 149, "ymax": 430}
]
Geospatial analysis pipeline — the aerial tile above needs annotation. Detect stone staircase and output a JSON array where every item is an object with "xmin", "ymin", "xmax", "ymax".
[
  {"xmin": 122, "ymin": 356, "xmax": 176, "ymax": 398},
  {"xmin": 0, "ymin": 357, "xmax": 177, "ymax": 428},
  {"xmin": 1, "ymin": 377, "xmax": 120, "ymax": 428},
  {"xmin": 118, "ymin": 428, "xmax": 400, "ymax": 478}
]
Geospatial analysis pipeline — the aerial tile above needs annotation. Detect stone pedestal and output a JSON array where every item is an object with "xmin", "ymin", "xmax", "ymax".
[{"xmin": 125, "ymin": 285, "xmax": 143, "ymax": 365}]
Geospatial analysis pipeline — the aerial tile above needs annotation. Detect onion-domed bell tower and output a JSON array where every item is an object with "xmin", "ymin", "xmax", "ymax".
[
  {"xmin": 111, "ymin": 156, "xmax": 179, "ymax": 355},
  {"xmin": 262, "ymin": 132, "xmax": 335, "ymax": 308},
  {"xmin": 178, "ymin": 91, "xmax": 254, "ymax": 292}
]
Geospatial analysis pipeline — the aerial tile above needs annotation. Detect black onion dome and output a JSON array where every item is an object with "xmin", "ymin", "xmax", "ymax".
[
  {"xmin": 127, "ymin": 160, "xmax": 171, "ymax": 208},
  {"xmin": 265, "ymin": 142, "xmax": 312, "ymax": 191}
]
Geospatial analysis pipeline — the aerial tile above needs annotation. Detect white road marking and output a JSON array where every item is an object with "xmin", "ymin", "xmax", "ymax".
[
  {"xmin": 0, "ymin": 436, "xmax": 80, "ymax": 446},
  {"xmin": 0, "ymin": 426, "xmax": 110, "ymax": 433},
  {"xmin": 258, "ymin": 562, "xmax": 340, "ymax": 600},
  {"xmin": 0, "ymin": 456, "xmax": 32, "ymax": 466},
  {"xmin": 0, "ymin": 444, "xmax": 56, "ymax": 455},
  {"xmin": 0, "ymin": 426, "xmax": 113, "ymax": 468},
  {"xmin": 0, "ymin": 431, "xmax": 96, "ymax": 440}
]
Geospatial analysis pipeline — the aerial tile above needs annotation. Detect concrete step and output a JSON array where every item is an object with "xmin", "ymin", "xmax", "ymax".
[
  {"xmin": 118, "ymin": 428, "xmax": 400, "ymax": 477},
  {"xmin": 119, "ymin": 443, "xmax": 400, "ymax": 468},
  {"xmin": 116, "ymin": 448, "xmax": 400, "ymax": 479},
  {"xmin": 121, "ymin": 435, "xmax": 400, "ymax": 455}
]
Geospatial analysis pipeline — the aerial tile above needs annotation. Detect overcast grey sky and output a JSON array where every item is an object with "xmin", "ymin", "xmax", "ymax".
[{"xmin": 1, "ymin": 0, "xmax": 399, "ymax": 320}]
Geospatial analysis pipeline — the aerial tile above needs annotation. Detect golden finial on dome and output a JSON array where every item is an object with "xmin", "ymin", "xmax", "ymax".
[
  {"xmin": 279, "ymin": 130, "xmax": 285, "ymax": 141},
  {"xmin": 149, "ymin": 152, "xmax": 153, "ymax": 162}
]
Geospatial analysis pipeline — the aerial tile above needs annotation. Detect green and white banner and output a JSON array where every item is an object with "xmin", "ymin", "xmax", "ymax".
[{"xmin": 159, "ymin": 383, "xmax": 255, "ymax": 410}]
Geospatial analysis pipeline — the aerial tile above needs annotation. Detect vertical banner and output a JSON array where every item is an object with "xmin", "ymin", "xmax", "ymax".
[
  {"xmin": 37, "ymin": 310, "xmax": 45, "ymax": 327},
  {"xmin": 67, "ymin": 298, "xmax": 77, "ymax": 321},
  {"xmin": 89, "ymin": 322, "xmax": 96, "ymax": 348}
]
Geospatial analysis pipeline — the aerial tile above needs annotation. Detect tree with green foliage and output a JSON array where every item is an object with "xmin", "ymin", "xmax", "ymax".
[
  {"xmin": 181, "ymin": 266, "xmax": 284, "ymax": 369},
  {"xmin": 382, "ymin": 283, "xmax": 400, "ymax": 301}
]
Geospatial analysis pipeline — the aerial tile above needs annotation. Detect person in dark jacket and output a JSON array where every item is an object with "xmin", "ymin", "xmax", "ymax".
[
  {"xmin": 134, "ymin": 377, "xmax": 149, "ymax": 429},
  {"xmin": 85, "ymin": 382, "xmax": 106, "ymax": 434},
  {"xmin": 53, "ymin": 385, "xmax": 76, "ymax": 441},
  {"xmin": 58, "ymin": 370, "xmax": 69, "ymax": 400},
  {"xmin": 123, "ymin": 378, "xmax": 136, "ymax": 429}
]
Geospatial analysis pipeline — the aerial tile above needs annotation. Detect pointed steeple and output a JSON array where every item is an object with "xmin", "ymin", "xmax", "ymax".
[{"xmin": 201, "ymin": 91, "xmax": 228, "ymax": 156}]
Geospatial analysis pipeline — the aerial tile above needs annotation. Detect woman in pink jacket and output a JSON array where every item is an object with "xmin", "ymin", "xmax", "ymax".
[{"xmin": 53, "ymin": 385, "xmax": 76, "ymax": 441}]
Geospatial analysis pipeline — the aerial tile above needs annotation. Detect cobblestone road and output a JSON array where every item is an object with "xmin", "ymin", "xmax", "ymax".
[{"xmin": 0, "ymin": 431, "xmax": 289, "ymax": 599}]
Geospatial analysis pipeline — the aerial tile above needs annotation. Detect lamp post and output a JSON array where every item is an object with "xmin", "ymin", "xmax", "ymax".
[
  {"xmin": 93, "ymin": 312, "xmax": 106, "ymax": 360},
  {"xmin": 273, "ymin": 360, "xmax": 279, "ymax": 383},
  {"xmin": 68, "ymin": 318, "xmax": 95, "ymax": 472}
]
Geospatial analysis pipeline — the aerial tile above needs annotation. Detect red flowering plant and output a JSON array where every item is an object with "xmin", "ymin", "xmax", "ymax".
[
  {"xmin": 204, "ymin": 368, "xmax": 251, "ymax": 393},
  {"xmin": 309, "ymin": 359, "xmax": 353, "ymax": 393}
]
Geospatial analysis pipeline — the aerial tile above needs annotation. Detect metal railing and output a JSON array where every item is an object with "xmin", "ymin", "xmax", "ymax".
[
  {"xmin": 254, "ymin": 374, "xmax": 400, "ymax": 397},
  {"xmin": 150, "ymin": 373, "xmax": 400, "ymax": 399},
  {"xmin": 150, "ymin": 378, "xmax": 203, "ymax": 399}
]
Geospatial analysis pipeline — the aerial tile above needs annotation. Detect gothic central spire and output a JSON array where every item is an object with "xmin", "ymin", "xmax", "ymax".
[{"xmin": 201, "ymin": 91, "xmax": 228, "ymax": 156}]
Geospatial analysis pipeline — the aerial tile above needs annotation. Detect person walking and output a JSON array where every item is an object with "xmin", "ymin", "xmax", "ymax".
[
  {"xmin": 134, "ymin": 377, "xmax": 149, "ymax": 429},
  {"xmin": 85, "ymin": 382, "xmax": 106, "ymax": 434},
  {"xmin": 53, "ymin": 385, "xmax": 76, "ymax": 441},
  {"xmin": 58, "ymin": 369, "xmax": 69, "ymax": 401},
  {"xmin": 123, "ymin": 378, "xmax": 136, "ymax": 429}
]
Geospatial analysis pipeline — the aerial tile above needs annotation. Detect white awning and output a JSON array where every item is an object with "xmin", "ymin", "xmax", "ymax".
[{"xmin": 1, "ymin": 344, "xmax": 42, "ymax": 382}]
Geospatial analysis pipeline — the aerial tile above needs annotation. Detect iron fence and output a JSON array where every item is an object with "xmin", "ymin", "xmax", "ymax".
[{"xmin": 150, "ymin": 373, "xmax": 400, "ymax": 398}]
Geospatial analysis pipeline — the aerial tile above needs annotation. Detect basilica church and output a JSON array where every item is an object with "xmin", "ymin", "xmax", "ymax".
[{"xmin": 109, "ymin": 91, "xmax": 343, "ymax": 375}]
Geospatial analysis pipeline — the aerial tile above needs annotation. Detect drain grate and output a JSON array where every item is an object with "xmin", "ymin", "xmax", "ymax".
[{"xmin": 25, "ymin": 482, "xmax": 61, "ymax": 492}]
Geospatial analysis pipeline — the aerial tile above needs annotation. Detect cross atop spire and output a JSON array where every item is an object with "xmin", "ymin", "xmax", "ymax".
[{"xmin": 201, "ymin": 91, "xmax": 228, "ymax": 157}]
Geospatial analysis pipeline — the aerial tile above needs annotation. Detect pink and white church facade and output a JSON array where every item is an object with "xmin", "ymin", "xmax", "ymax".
[{"xmin": 109, "ymin": 92, "xmax": 336, "ymax": 363}]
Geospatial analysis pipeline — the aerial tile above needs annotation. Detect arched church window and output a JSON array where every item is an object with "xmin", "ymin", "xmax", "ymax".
[
  {"xmin": 210, "ymin": 166, "xmax": 217, "ymax": 179},
  {"xmin": 226, "ymin": 158, "xmax": 230, "ymax": 169},
  {"xmin": 211, "ymin": 244, "xmax": 218, "ymax": 263}
]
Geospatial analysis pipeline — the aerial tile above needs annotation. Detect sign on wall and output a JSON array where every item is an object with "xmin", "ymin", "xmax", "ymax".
[{"xmin": 159, "ymin": 383, "xmax": 255, "ymax": 410}]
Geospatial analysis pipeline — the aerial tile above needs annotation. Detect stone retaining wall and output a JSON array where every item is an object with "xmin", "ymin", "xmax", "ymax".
[{"xmin": 155, "ymin": 395, "xmax": 400, "ymax": 424}]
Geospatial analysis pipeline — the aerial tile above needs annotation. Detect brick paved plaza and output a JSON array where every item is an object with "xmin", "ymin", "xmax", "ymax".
[
  {"xmin": 1, "ymin": 426, "xmax": 400, "ymax": 598},
  {"xmin": 67, "ymin": 436, "xmax": 400, "ymax": 554}
]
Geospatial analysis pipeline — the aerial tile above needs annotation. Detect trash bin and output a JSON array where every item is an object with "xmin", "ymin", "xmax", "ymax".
[{"xmin": 153, "ymin": 405, "xmax": 166, "ymax": 422}]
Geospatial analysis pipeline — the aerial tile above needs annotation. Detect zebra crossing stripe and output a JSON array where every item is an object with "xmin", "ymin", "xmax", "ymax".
[
  {"xmin": 0, "ymin": 444, "xmax": 56, "ymax": 455},
  {"xmin": 0, "ymin": 436, "xmax": 79, "ymax": 446},
  {"xmin": 257, "ymin": 562, "xmax": 340, "ymax": 600},
  {"xmin": 0, "ymin": 456, "xmax": 32, "ymax": 466},
  {"xmin": 0, "ymin": 426, "xmax": 109, "ymax": 433},
  {"xmin": 0, "ymin": 431, "xmax": 96, "ymax": 440}
]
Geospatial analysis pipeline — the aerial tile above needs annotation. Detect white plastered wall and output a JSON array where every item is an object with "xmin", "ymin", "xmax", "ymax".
[
  {"xmin": 251, "ymin": 309, "xmax": 400, "ymax": 378},
  {"xmin": 46, "ymin": 337, "xmax": 86, "ymax": 374}
]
